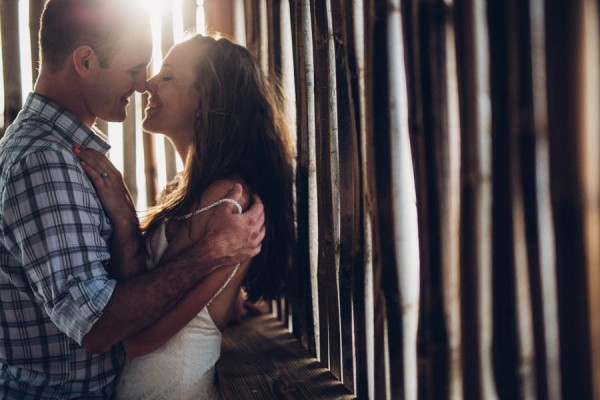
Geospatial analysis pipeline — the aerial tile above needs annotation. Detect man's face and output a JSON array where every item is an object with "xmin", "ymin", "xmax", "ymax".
[{"xmin": 86, "ymin": 33, "xmax": 152, "ymax": 122}]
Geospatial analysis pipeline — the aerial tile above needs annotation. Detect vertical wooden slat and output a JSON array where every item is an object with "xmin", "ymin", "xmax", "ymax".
[
  {"xmin": 453, "ymin": 0, "xmax": 496, "ymax": 398},
  {"xmin": 29, "ymin": 0, "xmax": 45, "ymax": 85},
  {"xmin": 487, "ymin": 0, "xmax": 538, "ymax": 397},
  {"xmin": 582, "ymin": 1, "xmax": 600, "ymax": 398},
  {"xmin": 439, "ymin": 2, "xmax": 464, "ymax": 398},
  {"xmin": 505, "ymin": 2, "xmax": 537, "ymax": 398},
  {"xmin": 371, "ymin": 0, "xmax": 421, "ymax": 398},
  {"xmin": 123, "ymin": 100, "xmax": 138, "ymax": 206},
  {"xmin": 398, "ymin": 2, "xmax": 437, "ymax": 398},
  {"xmin": 0, "ymin": 0, "xmax": 22, "ymax": 133},
  {"xmin": 141, "ymin": 93, "xmax": 158, "ymax": 206},
  {"xmin": 525, "ymin": 0, "xmax": 562, "ymax": 397},
  {"xmin": 95, "ymin": 119, "xmax": 108, "ymax": 135},
  {"xmin": 266, "ymin": 0, "xmax": 289, "ymax": 323},
  {"xmin": 330, "ymin": 0, "xmax": 362, "ymax": 392},
  {"xmin": 311, "ymin": 0, "xmax": 342, "ymax": 380},
  {"xmin": 204, "ymin": 0, "xmax": 234, "ymax": 36},
  {"xmin": 161, "ymin": 4, "xmax": 178, "ymax": 183},
  {"xmin": 289, "ymin": 0, "xmax": 317, "ymax": 356},
  {"xmin": 233, "ymin": 0, "xmax": 246, "ymax": 45},
  {"xmin": 299, "ymin": 0, "xmax": 321, "ymax": 361},
  {"xmin": 441, "ymin": 5, "xmax": 463, "ymax": 397},
  {"xmin": 545, "ymin": 0, "xmax": 593, "ymax": 398},
  {"xmin": 372, "ymin": 0, "xmax": 399, "ymax": 399},
  {"xmin": 487, "ymin": 0, "xmax": 517, "ymax": 396},
  {"xmin": 267, "ymin": 0, "xmax": 282, "ymax": 81},
  {"xmin": 359, "ymin": 0, "xmax": 388, "ymax": 398},
  {"xmin": 181, "ymin": 0, "xmax": 197, "ymax": 33},
  {"xmin": 349, "ymin": 0, "xmax": 373, "ymax": 397},
  {"xmin": 244, "ymin": 2, "xmax": 261, "ymax": 64},
  {"xmin": 289, "ymin": 0, "xmax": 304, "ymax": 344},
  {"xmin": 408, "ymin": 0, "xmax": 464, "ymax": 398}
]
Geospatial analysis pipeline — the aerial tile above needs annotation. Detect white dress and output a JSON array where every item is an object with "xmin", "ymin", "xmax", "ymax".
[{"xmin": 116, "ymin": 199, "xmax": 242, "ymax": 400}]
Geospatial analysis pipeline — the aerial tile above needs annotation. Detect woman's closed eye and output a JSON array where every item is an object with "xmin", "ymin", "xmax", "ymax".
[{"xmin": 161, "ymin": 75, "xmax": 173, "ymax": 82}]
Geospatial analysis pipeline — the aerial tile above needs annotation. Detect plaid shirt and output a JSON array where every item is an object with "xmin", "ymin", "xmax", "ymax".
[{"xmin": 0, "ymin": 93, "xmax": 124, "ymax": 398}]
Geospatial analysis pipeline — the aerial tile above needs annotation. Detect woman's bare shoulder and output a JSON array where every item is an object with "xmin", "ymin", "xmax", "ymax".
[{"xmin": 199, "ymin": 179, "xmax": 252, "ymax": 212}]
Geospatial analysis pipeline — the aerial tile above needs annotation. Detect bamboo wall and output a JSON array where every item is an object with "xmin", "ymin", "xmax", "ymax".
[{"xmin": 1, "ymin": 0, "xmax": 599, "ymax": 399}]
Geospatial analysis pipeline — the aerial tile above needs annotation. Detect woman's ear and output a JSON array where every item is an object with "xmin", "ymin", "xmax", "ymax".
[{"xmin": 72, "ymin": 45, "xmax": 96, "ymax": 78}]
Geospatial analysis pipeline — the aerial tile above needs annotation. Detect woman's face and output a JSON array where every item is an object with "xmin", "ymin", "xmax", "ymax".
[{"xmin": 143, "ymin": 41, "xmax": 200, "ymax": 152}]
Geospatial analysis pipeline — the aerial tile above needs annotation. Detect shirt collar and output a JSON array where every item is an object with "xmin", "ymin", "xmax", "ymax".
[{"xmin": 23, "ymin": 92, "xmax": 111, "ymax": 155}]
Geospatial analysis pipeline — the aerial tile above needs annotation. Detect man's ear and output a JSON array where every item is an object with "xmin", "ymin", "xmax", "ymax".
[{"xmin": 72, "ymin": 45, "xmax": 96, "ymax": 78}]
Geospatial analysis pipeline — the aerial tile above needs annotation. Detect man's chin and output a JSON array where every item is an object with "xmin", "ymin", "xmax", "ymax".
[{"xmin": 100, "ymin": 110, "xmax": 128, "ymax": 123}]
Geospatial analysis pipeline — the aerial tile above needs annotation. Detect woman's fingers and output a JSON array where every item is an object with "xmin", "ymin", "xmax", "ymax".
[
  {"xmin": 73, "ymin": 145, "xmax": 122, "ymax": 181},
  {"xmin": 73, "ymin": 145, "xmax": 137, "ymax": 224},
  {"xmin": 73, "ymin": 145, "xmax": 116, "ymax": 171}
]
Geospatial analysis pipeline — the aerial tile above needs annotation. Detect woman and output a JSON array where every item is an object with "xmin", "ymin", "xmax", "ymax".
[{"xmin": 76, "ymin": 34, "xmax": 294, "ymax": 399}]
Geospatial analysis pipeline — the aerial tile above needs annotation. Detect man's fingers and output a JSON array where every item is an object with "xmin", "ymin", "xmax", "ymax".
[
  {"xmin": 225, "ymin": 184, "xmax": 243, "ymax": 202},
  {"xmin": 253, "ymin": 224, "xmax": 266, "ymax": 245},
  {"xmin": 214, "ymin": 184, "xmax": 243, "ymax": 214},
  {"xmin": 247, "ymin": 194, "xmax": 265, "ymax": 222}
]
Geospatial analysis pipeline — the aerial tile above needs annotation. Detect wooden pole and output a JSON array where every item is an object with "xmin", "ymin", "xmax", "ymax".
[
  {"xmin": 0, "ymin": 0, "xmax": 22, "ymax": 132},
  {"xmin": 123, "ymin": 100, "xmax": 139, "ymax": 206},
  {"xmin": 289, "ymin": 0, "xmax": 316, "ymax": 356},
  {"xmin": 141, "ymin": 93, "xmax": 158, "ymax": 206},
  {"xmin": 404, "ymin": 0, "xmax": 464, "ymax": 398},
  {"xmin": 454, "ymin": 0, "xmax": 497, "ymax": 398},
  {"xmin": 204, "ymin": 0, "xmax": 235, "ymax": 36},
  {"xmin": 487, "ymin": 0, "xmax": 538, "ymax": 397},
  {"xmin": 267, "ymin": 0, "xmax": 282, "ymax": 83},
  {"xmin": 244, "ymin": 2, "xmax": 262, "ymax": 65},
  {"xmin": 311, "ymin": 0, "xmax": 342, "ymax": 380},
  {"xmin": 581, "ymin": 1, "xmax": 600, "ymax": 398},
  {"xmin": 330, "ymin": 0, "xmax": 362, "ymax": 392},
  {"xmin": 545, "ymin": 0, "xmax": 593, "ymax": 398},
  {"xmin": 371, "ymin": 0, "xmax": 421, "ymax": 398},
  {"xmin": 161, "ymin": 4, "xmax": 178, "ymax": 183},
  {"xmin": 29, "ymin": 0, "xmax": 45, "ymax": 85},
  {"xmin": 357, "ymin": 0, "xmax": 387, "ymax": 397},
  {"xmin": 181, "ymin": 0, "xmax": 197, "ymax": 33},
  {"xmin": 525, "ymin": 0, "xmax": 562, "ymax": 397}
]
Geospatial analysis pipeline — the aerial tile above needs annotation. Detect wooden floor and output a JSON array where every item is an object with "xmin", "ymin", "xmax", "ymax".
[{"xmin": 218, "ymin": 313, "xmax": 355, "ymax": 399}]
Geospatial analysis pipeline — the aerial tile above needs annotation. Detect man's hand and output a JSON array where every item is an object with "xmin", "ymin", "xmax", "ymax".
[{"xmin": 204, "ymin": 184, "xmax": 266, "ymax": 265}]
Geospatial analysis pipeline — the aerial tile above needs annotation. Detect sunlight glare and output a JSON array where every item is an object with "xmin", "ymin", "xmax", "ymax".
[
  {"xmin": 0, "ymin": 25, "xmax": 4, "ymax": 130},
  {"xmin": 18, "ymin": 0, "xmax": 33, "ymax": 96}
]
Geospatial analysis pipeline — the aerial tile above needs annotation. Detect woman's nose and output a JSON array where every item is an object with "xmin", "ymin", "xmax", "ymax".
[{"xmin": 144, "ymin": 75, "xmax": 158, "ymax": 92}]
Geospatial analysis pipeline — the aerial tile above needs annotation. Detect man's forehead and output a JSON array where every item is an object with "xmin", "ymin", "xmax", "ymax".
[{"xmin": 111, "ymin": 36, "xmax": 152, "ymax": 69}]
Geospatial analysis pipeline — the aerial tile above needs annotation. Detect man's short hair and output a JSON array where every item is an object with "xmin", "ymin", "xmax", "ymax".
[{"xmin": 39, "ymin": 0, "xmax": 149, "ymax": 72}]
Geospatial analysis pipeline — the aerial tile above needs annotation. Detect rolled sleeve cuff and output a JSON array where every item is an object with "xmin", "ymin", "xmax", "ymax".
[{"xmin": 50, "ymin": 275, "xmax": 117, "ymax": 345}]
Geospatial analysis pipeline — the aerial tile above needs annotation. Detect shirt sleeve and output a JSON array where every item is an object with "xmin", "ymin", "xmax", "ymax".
[{"xmin": 1, "ymin": 148, "xmax": 116, "ymax": 345}]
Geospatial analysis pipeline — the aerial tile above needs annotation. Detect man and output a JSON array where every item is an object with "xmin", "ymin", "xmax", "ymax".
[{"xmin": 0, "ymin": 0, "xmax": 265, "ymax": 398}]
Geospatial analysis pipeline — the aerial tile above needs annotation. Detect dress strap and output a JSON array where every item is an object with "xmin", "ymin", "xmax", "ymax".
[
  {"xmin": 171, "ymin": 197, "xmax": 244, "ymax": 305},
  {"xmin": 171, "ymin": 198, "xmax": 243, "ymax": 220},
  {"xmin": 206, "ymin": 263, "xmax": 241, "ymax": 307}
]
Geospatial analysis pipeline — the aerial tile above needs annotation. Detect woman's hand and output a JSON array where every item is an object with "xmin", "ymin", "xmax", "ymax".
[
  {"xmin": 74, "ymin": 144, "xmax": 145, "ymax": 280},
  {"xmin": 73, "ymin": 145, "xmax": 137, "ymax": 228}
]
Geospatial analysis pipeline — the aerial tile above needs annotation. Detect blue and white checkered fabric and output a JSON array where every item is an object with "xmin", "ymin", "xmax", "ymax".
[{"xmin": 0, "ymin": 93, "xmax": 124, "ymax": 398}]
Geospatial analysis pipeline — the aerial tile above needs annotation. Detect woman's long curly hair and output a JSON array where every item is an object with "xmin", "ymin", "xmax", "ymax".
[{"xmin": 142, "ymin": 34, "xmax": 295, "ymax": 301}]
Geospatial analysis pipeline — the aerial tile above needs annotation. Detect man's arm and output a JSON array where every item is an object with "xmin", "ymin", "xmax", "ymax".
[{"xmin": 81, "ymin": 184, "xmax": 265, "ymax": 354}]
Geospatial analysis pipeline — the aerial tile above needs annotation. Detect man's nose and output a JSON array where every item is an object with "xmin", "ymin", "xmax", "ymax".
[{"xmin": 133, "ymin": 71, "xmax": 148, "ymax": 93}]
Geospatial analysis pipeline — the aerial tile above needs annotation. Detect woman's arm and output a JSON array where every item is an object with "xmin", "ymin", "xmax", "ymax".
[
  {"xmin": 123, "ymin": 263, "xmax": 242, "ymax": 358},
  {"xmin": 123, "ymin": 179, "xmax": 252, "ymax": 358},
  {"xmin": 74, "ymin": 145, "xmax": 146, "ymax": 280}
]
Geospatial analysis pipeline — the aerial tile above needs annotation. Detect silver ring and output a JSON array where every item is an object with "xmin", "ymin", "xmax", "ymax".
[{"xmin": 101, "ymin": 171, "xmax": 109, "ymax": 179}]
